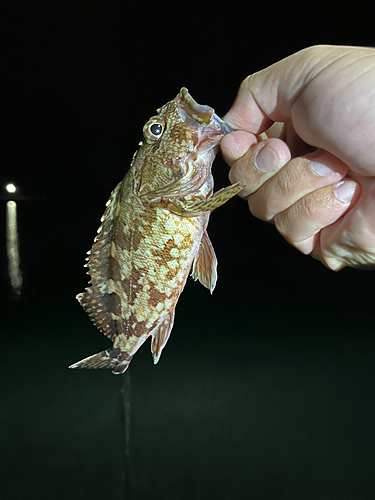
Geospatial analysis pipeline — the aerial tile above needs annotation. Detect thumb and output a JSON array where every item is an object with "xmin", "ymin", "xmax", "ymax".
[
  {"xmin": 222, "ymin": 45, "xmax": 343, "ymax": 133},
  {"xmin": 223, "ymin": 45, "xmax": 375, "ymax": 176}
]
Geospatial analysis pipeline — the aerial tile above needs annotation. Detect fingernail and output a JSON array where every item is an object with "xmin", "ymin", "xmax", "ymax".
[
  {"xmin": 307, "ymin": 150, "xmax": 335, "ymax": 176},
  {"xmin": 253, "ymin": 145, "xmax": 278, "ymax": 172},
  {"xmin": 310, "ymin": 161, "xmax": 335, "ymax": 176},
  {"xmin": 334, "ymin": 180, "xmax": 357, "ymax": 204}
]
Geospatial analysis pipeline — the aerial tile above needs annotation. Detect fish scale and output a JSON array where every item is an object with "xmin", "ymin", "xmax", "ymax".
[{"xmin": 70, "ymin": 88, "xmax": 241, "ymax": 374}]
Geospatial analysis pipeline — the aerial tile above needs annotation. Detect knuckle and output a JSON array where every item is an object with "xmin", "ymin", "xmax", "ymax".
[
  {"xmin": 273, "ymin": 195, "xmax": 317, "ymax": 242},
  {"xmin": 239, "ymin": 75, "xmax": 253, "ymax": 94},
  {"xmin": 274, "ymin": 166, "xmax": 294, "ymax": 194},
  {"xmin": 248, "ymin": 179, "xmax": 282, "ymax": 222},
  {"xmin": 241, "ymin": 73, "xmax": 262, "ymax": 99},
  {"xmin": 299, "ymin": 194, "xmax": 317, "ymax": 219},
  {"xmin": 270, "ymin": 156, "xmax": 309, "ymax": 198},
  {"xmin": 249, "ymin": 198, "xmax": 269, "ymax": 221},
  {"xmin": 273, "ymin": 212, "xmax": 289, "ymax": 239},
  {"xmin": 248, "ymin": 196, "xmax": 270, "ymax": 221}
]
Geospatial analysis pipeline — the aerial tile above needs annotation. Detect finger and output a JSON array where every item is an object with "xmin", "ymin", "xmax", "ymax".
[
  {"xmin": 222, "ymin": 136, "xmax": 291, "ymax": 198},
  {"xmin": 274, "ymin": 180, "xmax": 361, "ymax": 255},
  {"xmin": 257, "ymin": 122, "xmax": 317, "ymax": 158},
  {"xmin": 220, "ymin": 130, "xmax": 258, "ymax": 167},
  {"xmin": 312, "ymin": 176, "xmax": 375, "ymax": 270},
  {"xmin": 248, "ymin": 150, "xmax": 348, "ymax": 221},
  {"xmin": 262, "ymin": 122, "xmax": 286, "ymax": 140},
  {"xmin": 222, "ymin": 45, "xmax": 375, "ymax": 175}
]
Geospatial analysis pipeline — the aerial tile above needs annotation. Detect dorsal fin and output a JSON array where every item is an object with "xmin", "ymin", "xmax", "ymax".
[{"xmin": 77, "ymin": 182, "xmax": 121, "ymax": 340}]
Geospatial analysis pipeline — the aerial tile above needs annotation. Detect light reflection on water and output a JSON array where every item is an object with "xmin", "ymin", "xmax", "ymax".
[{"xmin": 6, "ymin": 199, "xmax": 22, "ymax": 295}]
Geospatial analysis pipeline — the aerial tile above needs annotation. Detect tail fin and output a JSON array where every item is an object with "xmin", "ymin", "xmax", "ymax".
[{"xmin": 69, "ymin": 347, "xmax": 132, "ymax": 375}]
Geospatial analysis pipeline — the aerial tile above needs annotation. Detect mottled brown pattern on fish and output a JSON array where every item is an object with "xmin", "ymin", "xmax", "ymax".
[{"xmin": 70, "ymin": 88, "xmax": 242, "ymax": 374}]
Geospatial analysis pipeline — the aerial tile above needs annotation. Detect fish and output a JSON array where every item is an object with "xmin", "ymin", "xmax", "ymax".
[{"xmin": 69, "ymin": 88, "xmax": 241, "ymax": 375}]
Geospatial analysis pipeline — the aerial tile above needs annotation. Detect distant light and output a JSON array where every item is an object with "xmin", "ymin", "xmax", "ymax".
[{"xmin": 5, "ymin": 183, "xmax": 17, "ymax": 194}]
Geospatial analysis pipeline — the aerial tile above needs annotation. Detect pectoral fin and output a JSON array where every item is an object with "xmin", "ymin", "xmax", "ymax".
[
  {"xmin": 151, "ymin": 311, "xmax": 175, "ymax": 364},
  {"xmin": 191, "ymin": 230, "xmax": 217, "ymax": 293},
  {"xmin": 160, "ymin": 182, "xmax": 242, "ymax": 217}
]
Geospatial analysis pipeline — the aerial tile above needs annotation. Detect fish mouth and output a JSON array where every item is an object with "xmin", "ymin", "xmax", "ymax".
[
  {"xmin": 153, "ymin": 88, "xmax": 233, "ymax": 199},
  {"xmin": 176, "ymin": 87, "xmax": 234, "ymax": 139},
  {"xmin": 139, "ymin": 89, "xmax": 233, "ymax": 202}
]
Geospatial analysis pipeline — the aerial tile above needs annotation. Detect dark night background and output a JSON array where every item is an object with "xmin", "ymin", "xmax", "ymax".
[{"xmin": 1, "ymin": 2, "xmax": 375, "ymax": 499}]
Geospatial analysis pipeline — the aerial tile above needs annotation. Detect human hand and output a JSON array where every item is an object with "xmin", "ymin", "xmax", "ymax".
[{"xmin": 221, "ymin": 45, "xmax": 375, "ymax": 271}]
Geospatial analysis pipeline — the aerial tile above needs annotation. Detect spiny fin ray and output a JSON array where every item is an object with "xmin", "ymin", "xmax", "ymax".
[
  {"xmin": 77, "ymin": 183, "xmax": 121, "ymax": 340},
  {"xmin": 151, "ymin": 311, "xmax": 175, "ymax": 364},
  {"xmin": 191, "ymin": 230, "xmax": 217, "ymax": 293}
]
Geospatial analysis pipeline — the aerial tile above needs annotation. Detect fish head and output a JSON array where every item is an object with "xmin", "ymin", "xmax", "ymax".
[{"xmin": 134, "ymin": 88, "xmax": 233, "ymax": 200}]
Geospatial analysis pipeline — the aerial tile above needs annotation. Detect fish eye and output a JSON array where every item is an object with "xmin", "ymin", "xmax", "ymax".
[{"xmin": 143, "ymin": 120, "xmax": 165, "ymax": 141}]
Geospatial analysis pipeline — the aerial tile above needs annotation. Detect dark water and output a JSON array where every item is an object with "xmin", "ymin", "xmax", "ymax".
[{"xmin": 1, "ymin": 195, "xmax": 375, "ymax": 499}]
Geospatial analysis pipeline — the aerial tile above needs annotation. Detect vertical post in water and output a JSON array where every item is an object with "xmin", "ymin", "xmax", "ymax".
[
  {"xmin": 118, "ymin": 370, "xmax": 135, "ymax": 499},
  {"xmin": 5, "ymin": 184, "xmax": 22, "ymax": 295}
]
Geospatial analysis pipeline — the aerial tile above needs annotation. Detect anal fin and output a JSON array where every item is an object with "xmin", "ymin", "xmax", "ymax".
[
  {"xmin": 191, "ymin": 230, "xmax": 217, "ymax": 293},
  {"xmin": 151, "ymin": 311, "xmax": 175, "ymax": 364}
]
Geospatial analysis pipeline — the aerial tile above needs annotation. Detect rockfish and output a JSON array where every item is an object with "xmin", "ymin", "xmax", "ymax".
[{"xmin": 69, "ymin": 88, "xmax": 240, "ymax": 374}]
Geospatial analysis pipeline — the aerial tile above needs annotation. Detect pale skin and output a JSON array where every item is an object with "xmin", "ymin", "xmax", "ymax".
[{"xmin": 221, "ymin": 45, "xmax": 375, "ymax": 271}]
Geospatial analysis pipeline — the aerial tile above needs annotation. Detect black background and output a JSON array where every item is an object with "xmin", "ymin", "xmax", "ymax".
[{"xmin": 1, "ymin": 2, "xmax": 375, "ymax": 499}]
